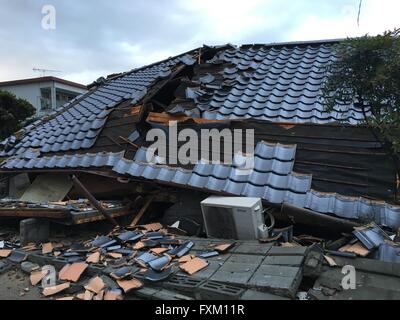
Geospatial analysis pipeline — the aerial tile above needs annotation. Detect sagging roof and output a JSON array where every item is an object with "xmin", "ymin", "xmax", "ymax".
[
  {"xmin": 1, "ymin": 143, "xmax": 399, "ymax": 229},
  {"xmin": 0, "ymin": 39, "xmax": 398, "ymax": 227}
]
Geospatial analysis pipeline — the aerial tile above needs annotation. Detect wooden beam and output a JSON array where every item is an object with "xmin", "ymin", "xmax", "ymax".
[
  {"xmin": 129, "ymin": 195, "xmax": 155, "ymax": 227},
  {"xmin": 72, "ymin": 175, "xmax": 119, "ymax": 226},
  {"xmin": 0, "ymin": 209, "xmax": 69, "ymax": 219}
]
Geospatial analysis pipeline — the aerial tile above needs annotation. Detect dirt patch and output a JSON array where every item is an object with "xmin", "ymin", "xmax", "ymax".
[{"xmin": 0, "ymin": 267, "xmax": 44, "ymax": 300}]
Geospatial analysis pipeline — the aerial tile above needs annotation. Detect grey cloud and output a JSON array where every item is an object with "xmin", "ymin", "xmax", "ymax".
[{"xmin": 0, "ymin": 0, "xmax": 367, "ymax": 84}]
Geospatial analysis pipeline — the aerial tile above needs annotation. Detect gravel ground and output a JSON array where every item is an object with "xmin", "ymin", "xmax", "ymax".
[
  {"xmin": 0, "ymin": 220, "xmax": 114, "ymax": 300},
  {"xmin": 0, "ymin": 267, "xmax": 44, "ymax": 300}
]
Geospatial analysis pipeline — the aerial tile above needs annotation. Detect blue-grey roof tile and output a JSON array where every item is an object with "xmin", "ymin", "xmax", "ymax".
[{"xmin": 0, "ymin": 52, "xmax": 191, "ymax": 156}]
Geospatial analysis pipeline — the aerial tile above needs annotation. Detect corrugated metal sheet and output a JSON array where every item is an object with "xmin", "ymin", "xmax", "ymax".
[{"xmin": 192, "ymin": 44, "xmax": 370, "ymax": 124}]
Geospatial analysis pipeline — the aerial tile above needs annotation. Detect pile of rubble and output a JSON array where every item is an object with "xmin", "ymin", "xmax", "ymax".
[
  {"xmin": 1, "ymin": 215, "xmax": 400, "ymax": 300},
  {"xmin": 0, "ymin": 223, "xmax": 239, "ymax": 300}
]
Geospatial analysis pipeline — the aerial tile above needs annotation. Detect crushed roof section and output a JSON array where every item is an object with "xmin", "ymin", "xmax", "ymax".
[
  {"xmin": 186, "ymin": 44, "xmax": 370, "ymax": 124},
  {"xmin": 112, "ymin": 144, "xmax": 400, "ymax": 230},
  {"xmin": 1, "ymin": 141, "xmax": 399, "ymax": 229}
]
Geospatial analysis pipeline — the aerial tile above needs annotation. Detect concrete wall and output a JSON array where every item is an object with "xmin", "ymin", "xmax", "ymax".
[{"xmin": 0, "ymin": 80, "xmax": 87, "ymax": 115}]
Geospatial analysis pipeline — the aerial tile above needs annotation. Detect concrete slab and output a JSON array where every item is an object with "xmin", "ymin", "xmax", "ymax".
[
  {"xmin": 233, "ymin": 243, "xmax": 272, "ymax": 255},
  {"xmin": 310, "ymin": 267, "xmax": 400, "ymax": 300},
  {"xmin": 20, "ymin": 218, "xmax": 50, "ymax": 246},
  {"xmin": 263, "ymin": 255, "xmax": 305, "ymax": 267},
  {"xmin": 241, "ymin": 289, "xmax": 290, "ymax": 300},
  {"xmin": 226, "ymin": 254, "xmax": 264, "ymax": 265},
  {"xmin": 268, "ymin": 246, "xmax": 308, "ymax": 256},
  {"xmin": 196, "ymin": 280, "xmax": 245, "ymax": 300},
  {"xmin": 248, "ymin": 265, "xmax": 302, "ymax": 298},
  {"xmin": 210, "ymin": 262, "xmax": 259, "ymax": 286}
]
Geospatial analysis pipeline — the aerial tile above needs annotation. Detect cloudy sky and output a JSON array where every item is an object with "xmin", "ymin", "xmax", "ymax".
[{"xmin": 0, "ymin": 0, "xmax": 399, "ymax": 85}]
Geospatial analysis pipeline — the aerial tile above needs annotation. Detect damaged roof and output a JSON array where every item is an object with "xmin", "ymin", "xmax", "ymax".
[
  {"xmin": 0, "ymin": 39, "xmax": 399, "ymax": 228},
  {"xmin": 168, "ymin": 41, "xmax": 369, "ymax": 124},
  {"xmin": 0, "ymin": 52, "xmax": 197, "ymax": 158}
]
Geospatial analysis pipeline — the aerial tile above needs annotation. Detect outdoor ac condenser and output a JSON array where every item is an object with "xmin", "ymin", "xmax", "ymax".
[{"xmin": 200, "ymin": 196, "xmax": 265, "ymax": 240}]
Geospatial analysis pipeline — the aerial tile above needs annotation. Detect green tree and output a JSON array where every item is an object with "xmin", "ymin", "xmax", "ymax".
[
  {"xmin": 322, "ymin": 29, "xmax": 400, "ymax": 172},
  {"xmin": 0, "ymin": 90, "xmax": 35, "ymax": 139}
]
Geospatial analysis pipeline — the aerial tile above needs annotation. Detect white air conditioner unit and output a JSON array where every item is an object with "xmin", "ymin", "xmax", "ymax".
[{"xmin": 200, "ymin": 196, "xmax": 265, "ymax": 240}]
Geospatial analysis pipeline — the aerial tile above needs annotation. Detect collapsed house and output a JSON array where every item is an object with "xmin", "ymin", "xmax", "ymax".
[{"xmin": 0, "ymin": 39, "xmax": 400, "ymax": 300}]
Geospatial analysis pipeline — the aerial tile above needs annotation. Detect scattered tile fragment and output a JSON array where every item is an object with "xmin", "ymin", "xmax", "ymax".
[
  {"xmin": 136, "ymin": 252, "xmax": 158, "ymax": 264},
  {"xmin": 30, "ymin": 270, "xmax": 46, "ymax": 286},
  {"xmin": 86, "ymin": 251, "xmax": 101, "ymax": 264},
  {"xmin": 107, "ymin": 253, "xmax": 123, "ymax": 259},
  {"xmin": 150, "ymin": 248, "xmax": 170, "ymax": 255},
  {"xmin": 93, "ymin": 290, "xmax": 105, "ymax": 301},
  {"xmin": 42, "ymin": 282, "xmax": 70, "ymax": 297},
  {"xmin": 8, "ymin": 251, "xmax": 27, "ymax": 263},
  {"xmin": 22, "ymin": 244, "xmax": 37, "ymax": 252},
  {"xmin": 91, "ymin": 236, "xmax": 112, "ymax": 248},
  {"xmin": 214, "ymin": 243, "xmax": 236, "ymax": 253},
  {"xmin": 339, "ymin": 242, "xmax": 370, "ymax": 257},
  {"xmin": 180, "ymin": 258, "xmax": 208, "ymax": 275},
  {"xmin": 178, "ymin": 255, "xmax": 195, "ymax": 263},
  {"xmin": 84, "ymin": 276, "xmax": 106, "ymax": 294},
  {"xmin": 57, "ymin": 296, "xmax": 75, "ymax": 301},
  {"xmin": 117, "ymin": 278, "xmax": 144, "ymax": 293},
  {"xmin": 144, "ymin": 267, "xmax": 173, "ymax": 282},
  {"xmin": 133, "ymin": 241, "xmax": 145, "ymax": 250},
  {"xmin": 169, "ymin": 241, "xmax": 194, "ymax": 257},
  {"xmin": 148, "ymin": 255, "xmax": 172, "ymax": 271},
  {"xmin": 324, "ymin": 255, "xmax": 338, "ymax": 267},
  {"xmin": 104, "ymin": 289, "xmax": 123, "ymax": 300},
  {"xmin": 42, "ymin": 243, "xmax": 54, "ymax": 255},
  {"xmin": 110, "ymin": 267, "xmax": 133, "ymax": 280},
  {"xmin": 21, "ymin": 261, "xmax": 40, "ymax": 274},
  {"xmin": 59, "ymin": 262, "xmax": 88, "ymax": 282},
  {"xmin": 198, "ymin": 251, "xmax": 219, "ymax": 259},
  {"xmin": 0, "ymin": 249, "xmax": 12, "ymax": 258}
]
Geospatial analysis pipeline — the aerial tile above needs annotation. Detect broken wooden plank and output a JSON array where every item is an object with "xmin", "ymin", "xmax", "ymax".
[
  {"xmin": 72, "ymin": 175, "xmax": 119, "ymax": 226},
  {"xmin": 129, "ymin": 195, "xmax": 155, "ymax": 227}
]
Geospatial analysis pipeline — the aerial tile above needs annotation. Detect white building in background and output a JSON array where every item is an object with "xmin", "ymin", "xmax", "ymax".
[{"xmin": 0, "ymin": 76, "xmax": 87, "ymax": 116}]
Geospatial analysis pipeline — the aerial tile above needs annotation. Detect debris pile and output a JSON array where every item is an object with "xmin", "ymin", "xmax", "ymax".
[
  {"xmin": 0, "ymin": 198, "xmax": 129, "ymax": 224},
  {"xmin": 0, "ymin": 223, "xmax": 239, "ymax": 300}
]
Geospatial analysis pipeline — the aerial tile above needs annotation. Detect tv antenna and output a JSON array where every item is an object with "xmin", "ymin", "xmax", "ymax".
[
  {"xmin": 357, "ymin": 0, "xmax": 363, "ymax": 27},
  {"xmin": 33, "ymin": 68, "xmax": 62, "ymax": 77}
]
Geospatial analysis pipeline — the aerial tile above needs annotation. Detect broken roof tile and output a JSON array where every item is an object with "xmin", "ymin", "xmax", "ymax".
[
  {"xmin": 86, "ymin": 251, "xmax": 101, "ymax": 264},
  {"xmin": 180, "ymin": 257, "xmax": 209, "ymax": 275},
  {"xmin": 117, "ymin": 278, "xmax": 144, "ymax": 293},
  {"xmin": 58, "ymin": 262, "xmax": 88, "ymax": 282},
  {"xmin": 143, "ymin": 266, "xmax": 173, "ymax": 282},
  {"xmin": 30, "ymin": 270, "xmax": 46, "ymax": 286},
  {"xmin": 42, "ymin": 282, "xmax": 71, "ymax": 297},
  {"xmin": 84, "ymin": 276, "xmax": 106, "ymax": 294},
  {"xmin": 0, "ymin": 249, "xmax": 12, "ymax": 258},
  {"xmin": 104, "ymin": 289, "xmax": 124, "ymax": 301}
]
